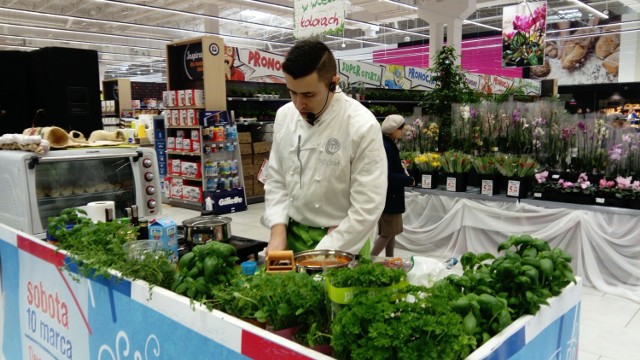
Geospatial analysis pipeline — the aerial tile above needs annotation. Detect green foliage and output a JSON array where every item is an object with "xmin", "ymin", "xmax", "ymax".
[
  {"xmin": 327, "ymin": 259, "xmax": 406, "ymax": 288},
  {"xmin": 440, "ymin": 151, "xmax": 474, "ymax": 174},
  {"xmin": 47, "ymin": 207, "xmax": 92, "ymax": 242},
  {"xmin": 171, "ymin": 241, "xmax": 239, "ymax": 302},
  {"xmin": 331, "ymin": 284, "xmax": 476, "ymax": 360},
  {"xmin": 420, "ymin": 46, "xmax": 480, "ymax": 150},
  {"xmin": 55, "ymin": 215, "xmax": 175, "ymax": 289}
]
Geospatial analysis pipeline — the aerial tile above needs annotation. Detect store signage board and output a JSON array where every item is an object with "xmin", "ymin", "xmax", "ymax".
[
  {"xmin": 0, "ymin": 223, "xmax": 580, "ymax": 359},
  {"xmin": 293, "ymin": 0, "xmax": 345, "ymax": 39},
  {"xmin": 502, "ymin": 1, "xmax": 547, "ymax": 69}
]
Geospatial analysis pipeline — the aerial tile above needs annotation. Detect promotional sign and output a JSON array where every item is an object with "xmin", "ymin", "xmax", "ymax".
[
  {"xmin": 0, "ymin": 223, "xmax": 580, "ymax": 359},
  {"xmin": 294, "ymin": 0, "xmax": 345, "ymax": 39},
  {"xmin": 205, "ymin": 187, "xmax": 247, "ymax": 214},
  {"xmin": 337, "ymin": 60, "xmax": 385, "ymax": 87},
  {"xmin": 502, "ymin": 1, "xmax": 547, "ymax": 68},
  {"xmin": 183, "ymin": 42, "xmax": 204, "ymax": 80}
]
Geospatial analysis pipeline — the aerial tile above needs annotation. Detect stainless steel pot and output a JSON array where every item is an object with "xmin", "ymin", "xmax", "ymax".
[
  {"xmin": 294, "ymin": 249, "xmax": 355, "ymax": 274},
  {"xmin": 182, "ymin": 215, "xmax": 232, "ymax": 245}
]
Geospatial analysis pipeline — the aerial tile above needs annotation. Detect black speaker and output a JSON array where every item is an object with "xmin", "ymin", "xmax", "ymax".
[
  {"xmin": 0, "ymin": 51, "xmax": 32, "ymax": 135},
  {"xmin": 30, "ymin": 47, "xmax": 102, "ymax": 137}
]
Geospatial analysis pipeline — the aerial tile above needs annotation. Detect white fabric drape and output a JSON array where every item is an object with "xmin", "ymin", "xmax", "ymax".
[{"xmin": 399, "ymin": 190, "xmax": 640, "ymax": 303}]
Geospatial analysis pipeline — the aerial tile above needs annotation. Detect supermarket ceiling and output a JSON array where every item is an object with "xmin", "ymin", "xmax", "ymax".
[{"xmin": 0, "ymin": 0, "xmax": 638, "ymax": 82}]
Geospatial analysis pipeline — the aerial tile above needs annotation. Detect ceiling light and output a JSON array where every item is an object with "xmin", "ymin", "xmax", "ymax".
[{"xmin": 568, "ymin": 0, "xmax": 609, "ymax": 19}]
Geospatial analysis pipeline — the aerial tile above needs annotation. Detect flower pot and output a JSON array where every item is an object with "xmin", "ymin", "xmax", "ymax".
[
  {"xmin": 444, "ymin": 173, "xmax": 468, "ymax": 192},
  {"xmin": 563, "ymin": 192, "xmax": 595, "ymax": 205},
  {"xmin": 506, "ymin": 176, "xmax": 531, "ymax": 199},
  {"xmin": 311, "ymin": 344, "xmax": 333, "ymax": 356},
  {"xmin": 267, "ymin": 325, "xmax": 301, "ymax": 341}
]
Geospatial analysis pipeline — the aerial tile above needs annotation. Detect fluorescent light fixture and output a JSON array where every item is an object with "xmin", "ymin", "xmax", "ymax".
[
  {"xmin": 463, "ymin": 20, "xmax": 501, "ymax": 31},
  {"xmin": 568, "ymin": 0, "xmax": 609, "ymax": 19},
  {"xmin": 378, "ymin": 0, "xmax": 418, "ymax": 10}
]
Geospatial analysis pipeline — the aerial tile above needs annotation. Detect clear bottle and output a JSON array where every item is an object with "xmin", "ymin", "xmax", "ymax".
[{"xmin": 444, "ymin": 257, "xmax": 458, "ymax": 269}]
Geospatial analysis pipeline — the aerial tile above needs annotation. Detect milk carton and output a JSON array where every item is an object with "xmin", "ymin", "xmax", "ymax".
[{"xmin": 148, "ymin": 218, "xmax": 178, "ymax": 263}]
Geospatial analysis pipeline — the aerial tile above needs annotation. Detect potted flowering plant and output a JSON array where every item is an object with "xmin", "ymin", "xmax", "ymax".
[
  {"xmin": 440, "ymin": 151, "xmax": 473, "ymax": 192},
  {"xmin": 496, "ymin": 155, "xmax": 538, "ymax": 198},
  {"xmin": 473, "ymin": 153, "xmax": 506, "ymax": 195},
  {"xmin": 413, "ymin": 152, "xmax": 441, "ymax": 189},
  {"xmin": 595, "ymin": 176, "xmax": 640, "ymax": 209},
  {"xmin": 555, "ymin": 173, "xmax": 595, "ymax": 205}
]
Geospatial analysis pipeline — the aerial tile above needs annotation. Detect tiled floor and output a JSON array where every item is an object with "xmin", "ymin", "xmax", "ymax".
[{"xmin": 162, "ymin": 202, "xmax": 640, "ymax": 360}]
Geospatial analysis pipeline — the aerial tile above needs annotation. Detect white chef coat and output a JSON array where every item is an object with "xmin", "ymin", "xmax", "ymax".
[{"xmin": 263, "ymin": 89, "xmax": 388, "ymax": 254}]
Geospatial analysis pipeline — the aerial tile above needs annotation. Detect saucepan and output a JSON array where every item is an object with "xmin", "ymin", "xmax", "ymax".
[{"xmin": 294, "ymin": 249, "xmax": 356, "ymax": 274}]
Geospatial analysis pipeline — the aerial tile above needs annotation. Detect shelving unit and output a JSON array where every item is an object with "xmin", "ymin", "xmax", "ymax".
[{"xmin": 165, "ymin": 36, "xmax": 246, "ymax": 214}]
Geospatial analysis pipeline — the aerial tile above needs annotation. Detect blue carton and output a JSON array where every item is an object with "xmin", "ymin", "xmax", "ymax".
[{"xmin": 149, "ymin": 218, "xmax": 178, "ymax": 263}]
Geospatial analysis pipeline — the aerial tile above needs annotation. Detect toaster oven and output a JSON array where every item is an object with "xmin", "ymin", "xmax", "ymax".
[{"xmin": 0, "ymin": 147, "xmax": 162, "ymax": 236}]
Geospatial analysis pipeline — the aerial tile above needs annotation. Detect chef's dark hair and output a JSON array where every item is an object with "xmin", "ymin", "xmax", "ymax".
[{"xmin": 282, "ymin": 39, "xmax": 336, "ymax": 86}]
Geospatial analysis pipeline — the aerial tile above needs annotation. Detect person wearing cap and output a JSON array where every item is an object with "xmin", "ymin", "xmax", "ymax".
[
  {"xmin": 263, "ymin": 39, "xmax": 387, "ymax": 256},
  {"xmin": 371, "ymin": 114, "xmax": 414, "ymax": 257}
]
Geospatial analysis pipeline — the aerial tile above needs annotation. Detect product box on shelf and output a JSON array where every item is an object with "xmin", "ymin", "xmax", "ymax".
[
  {"xmin": 238, "ymin": 132, "xmax": 252, "ymax": 144},
  {"xmin": 183, "ymin": 185, "xmax": 203, "ymax": 203},
  {"xmin": 191, "ymin": 140, "xmax": 201, "ymax": 153},
  {"xmin": 167, "ymin": 137, "xmax": 176, "ymax": 151},
  {"xmin": 177, "ymin": 90, "xmax": 186, "ymax": 107},
  {"xmin": 243, "ymin": 164, "xmax": 257, "ymax": 177},
  {"xmin": 191, "ymin": 129, "xmax": 200, "ymax": 140},
  {"xmin": 148, "ymin": 218, "xmax": 179, "ymax": 262},
  {"xmin": 241, "ymin": 156, "xmax": 252, "ymax": 166},
  {"xmin": 181, "ymin": 161, "xmax": 202, "ymax": 178},
  {"xmin": 253, "ymin": 153, "xmax": 269, "ymax": 166},
  {"xmin": 171, "ymin": 159, "xmax": 181, "ymax": 175},
  {"xmin": 203, "ymin": 187, "xmax": 247, "ymax": 214},
  {"xmin": 176, "ymin": 130, "xmax": 186, "ymax": 138},
  {"xmin": 182, "ymin": 139, "xmax": 192, "ymax": 152},
  {"xmin": 179, "ymin": 109, "xmax": 188, "ymax": 126},
  {"xmin": 175, "ymin": 138, "xmax": 184, "ymax": 151},
  {"xmin": 252, "ymin": 141, "xmax": 272, "ymax": 154},
  {"xmin": 184, "ymin": 89, "xmax": 205, "ymax": 107},
  {"xmin": 171, "ymin": 110, "xmax": 180, "ymax": 126},
  {"xmin": 240, "ymin": 144, "xmax": 252, "ymax": 155},
  {"xmin": 163, "ymin": 91, "xmax": 174, "ymax": 107},
  {"xmin": 171, "ymin": 178, "xmax": 184, "ymax": 199},
  {"xmin": 187, "ymin": 109, "xmax": 197, "ymax": 125}
]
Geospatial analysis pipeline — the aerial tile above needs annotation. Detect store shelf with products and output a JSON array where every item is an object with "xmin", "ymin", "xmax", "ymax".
[{"xmin": 164, "ymin": 35, "xmax": 247, "ymax": 213}]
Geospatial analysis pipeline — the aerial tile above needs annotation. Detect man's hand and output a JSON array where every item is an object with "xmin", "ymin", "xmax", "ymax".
[{"xmin": 266, "ymin": 223, "xmax": 287, "ymax": 256}]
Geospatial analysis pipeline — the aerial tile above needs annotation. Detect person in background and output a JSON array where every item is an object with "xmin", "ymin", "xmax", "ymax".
[
  {"xmin": 371, "ymin": 114, "xmax": 414, "ymax": 257},
  {"xmin": 263, "ymin": 39, "xmax": 387, "ymax": 256}
]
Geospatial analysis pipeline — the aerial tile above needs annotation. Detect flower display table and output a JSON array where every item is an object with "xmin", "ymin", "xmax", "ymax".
[{"xmin": 402, "ymin": 188, "xmax": 640, "ymax": 302}]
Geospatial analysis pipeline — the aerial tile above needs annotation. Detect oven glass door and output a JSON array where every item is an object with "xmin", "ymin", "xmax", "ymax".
[{"xmin": 35, "ymin": 156, "xmax": 137, "ymax": 226}]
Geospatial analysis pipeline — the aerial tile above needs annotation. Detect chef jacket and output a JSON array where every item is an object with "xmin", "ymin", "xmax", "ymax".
[{"xmin": 263, "ymin": 90, "xmax": 388, "ymax": 254}]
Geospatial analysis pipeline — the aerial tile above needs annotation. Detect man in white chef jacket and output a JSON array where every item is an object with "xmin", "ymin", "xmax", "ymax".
[{"xmin": 263, "ymin": 39, "xmax": 388, "ymax": 257}]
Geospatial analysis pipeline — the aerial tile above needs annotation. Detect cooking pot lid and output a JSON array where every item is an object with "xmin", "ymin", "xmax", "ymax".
[{"xmin": 182, "ymin": 215, "xmax": 232, "ymax": 228}]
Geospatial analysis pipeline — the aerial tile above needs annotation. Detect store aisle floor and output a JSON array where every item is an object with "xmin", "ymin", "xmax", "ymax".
[{"xmin": 162, "ymin": 202, "xmax": 640, "ymax": 360}]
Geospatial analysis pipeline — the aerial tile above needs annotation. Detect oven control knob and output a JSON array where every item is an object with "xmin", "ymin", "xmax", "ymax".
[
  {"xmin": 142, "ymin": 158, "xmax": 153, "ymax": 168},
  {"xmin": 146, "ymin": 186, "xmax": 156, "ymax": 195},
  {"xmin": 144, "ymin": 172, "xmax": 154, "ymax": 181},
  {"xmin": 147, "ymin": 199, "xmax": 157, "ymax": 209}
]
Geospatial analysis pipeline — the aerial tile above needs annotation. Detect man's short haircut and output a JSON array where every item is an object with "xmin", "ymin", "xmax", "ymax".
[{"xmin": 282, "ymin": 39, "xmax": 337, "ymax": 85}]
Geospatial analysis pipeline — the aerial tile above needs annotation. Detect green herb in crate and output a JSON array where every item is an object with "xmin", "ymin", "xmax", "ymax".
[{"xmin": 327, "ymin": 260, "xmax": 406, "ymax": 288}]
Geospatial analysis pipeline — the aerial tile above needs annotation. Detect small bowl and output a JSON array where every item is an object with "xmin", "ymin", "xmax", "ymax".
[
  {"xmin": 294, "ymin": 249, "xmax": 355, "ymax": 274},
  {"xmin": 241, "ymin": 260, "xmax": 257, "ymax": 275}
]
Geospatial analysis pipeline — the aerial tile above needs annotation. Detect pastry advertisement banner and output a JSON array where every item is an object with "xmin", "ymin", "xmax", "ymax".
[
  {"xmin": 293, "ymin": 0, "xmax": 345, "ymax": 39},
  {"xmin": 529, "ymin": 15, "xmax": 621, "ymax": 85},
  {"xmin": 502, "ymin": 1, "xmax": 547, "ymax": 68}
]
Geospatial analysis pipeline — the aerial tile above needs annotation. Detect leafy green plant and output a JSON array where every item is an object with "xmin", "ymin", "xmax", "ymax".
[
  {"xmin": 327, "ymin": 260, "xmax": 406, "ymax": 288},
  {"xmin": 171, "ymin": 241, "xmax": 239, "ymax": 302},
  {"xmin": 420, "ymin": 46, "xmax": 480, "ymax": 150},
  {"xmin": 440, "ymin": 151, "xmax": 474, "ymax": 173},
  {"xmin": 496, "ymin": 154, "xmax": 539, "ymax": 177},
  {"xmin": 47, "ymin": 207, "xmax": 92, "ymax": 242},
  {"xmin": 331, "ymin": 284, "xmax": 477, "ymax": 360}
]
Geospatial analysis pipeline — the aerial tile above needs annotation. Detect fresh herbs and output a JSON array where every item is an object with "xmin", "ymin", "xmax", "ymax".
[
  {"xmin": 331, "ymin": 284, "xmax": 476, "ymax": 360},
  {"xmin": 327, "ymin": 260, "xmax": 406, "ymax": 288},
  {"xmin": 171, "ymin": 241, "xmax": 239, "ymax": 302}
]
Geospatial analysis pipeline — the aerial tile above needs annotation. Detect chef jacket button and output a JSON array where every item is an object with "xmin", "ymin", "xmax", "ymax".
[
  {"xmin": 290, "ymin": 198, "xmax": 294, "ymax": 202},
  {"xmin": 315, "ymin": 177, "xmax": 321, "ymax": 181},
  {"xmin": 314, "ymin": 204, "xmax": 319, "ymax": 208},
  {"xmin": 289, "ymin": 171, "xmax": 294, "ymax": 175}
]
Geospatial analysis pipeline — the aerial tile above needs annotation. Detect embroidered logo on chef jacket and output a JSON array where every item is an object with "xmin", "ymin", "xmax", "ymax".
[{"xmin": 325, "ymin": 138, "xmax": 340, "ymax": 155}]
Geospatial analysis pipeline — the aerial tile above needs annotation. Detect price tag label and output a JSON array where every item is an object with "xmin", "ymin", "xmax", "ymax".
[
  {"xmin": 481, "ymin": 180, "xmax": 494, "ymax": 196},
  {"xmin": 421, "ymin": 174, "xmax": 432, "ymax": 189},
  {"xmin": 446, "ymin": 177, "xmax": 457, "ymax": 192},
  {"xmin": 595, "ymin": 197, "xmax": 605, "ymax": 204},
  {"xmin": 534, "ymin": 192, "xmax": 542, "ymax": 198},
  {"xmin": 552, "ymin": 174, "xmax": 560, "ymax": 180},
  {"xmin": 507, "ymin": 180, "xmax": 521, "ymax": 197}
]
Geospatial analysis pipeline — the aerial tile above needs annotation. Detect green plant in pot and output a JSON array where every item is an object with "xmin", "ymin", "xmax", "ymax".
[{"xmin": 420, "ymin": 46, "xmax": 480, "ymax": 151}]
